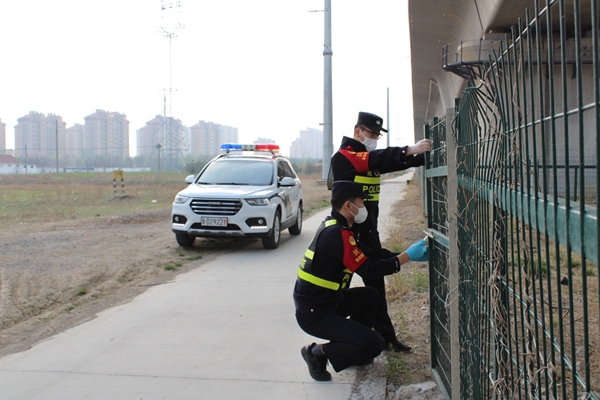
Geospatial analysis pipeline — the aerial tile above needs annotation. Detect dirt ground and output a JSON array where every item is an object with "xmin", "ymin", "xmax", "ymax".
[
  {"xmin": 0, "ymin": 184, "xmax": 432, "ymax": 393},
  {"xmin": 0, "ymin": 210, "xmax": 245, "ymax": 358},
  {"xmin": 380, "ymin": 183, "xmax": 433, "ymax": 392}
]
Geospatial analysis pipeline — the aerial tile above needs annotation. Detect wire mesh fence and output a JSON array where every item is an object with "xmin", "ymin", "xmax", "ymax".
[
  {"xmin": 425, "ymin": 0, "xmax": 599, "ymax": 398},
  {"xmin": 426, "ymin": 116, "xmax": 452, "ymax": 398}
]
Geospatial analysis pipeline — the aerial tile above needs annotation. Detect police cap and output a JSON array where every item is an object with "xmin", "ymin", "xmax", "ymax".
[
  {"xmin": 357, "ymin": 111, "xmax": 388, "ymax": 133},
  {"xmin": 331, "ymin": 180, "xmax": 373, "ymax": 201}
]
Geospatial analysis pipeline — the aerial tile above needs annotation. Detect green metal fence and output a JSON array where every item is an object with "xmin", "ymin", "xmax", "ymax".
[
  {"xmin": 426, "ymin": 0, "xmax": 599, "ymax": 398},
  {"xmin": 425, "ymin": 116, "xmax": 452, "ymax": 399}
]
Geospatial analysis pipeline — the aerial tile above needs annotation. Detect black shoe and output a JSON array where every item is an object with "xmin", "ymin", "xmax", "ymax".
[
  {"xmin": 384, "ymin": 338, "xmax": 412, "ymax": 353},
  {"xmin": 301, "ymin": 343, "xmax": 332, "ymax": 381}
]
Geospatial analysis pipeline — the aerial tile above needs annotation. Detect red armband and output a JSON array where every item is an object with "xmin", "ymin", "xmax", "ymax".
[
  {"xmin": 341, "ymin": 229, "xmax": 367, "ymax": 272},
  {"xmin": 340, "ymin": 148, "xmax": 370, "ymax": 173}
]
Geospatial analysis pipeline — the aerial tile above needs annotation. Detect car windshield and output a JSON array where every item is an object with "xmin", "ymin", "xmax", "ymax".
[{"xmin": 197, "ymin": 159, "xmax": 273, "ymax": 185}]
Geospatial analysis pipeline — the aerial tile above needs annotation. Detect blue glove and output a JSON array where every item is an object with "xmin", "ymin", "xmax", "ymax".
[{"xmin": 406, "ymin": 240, "xmax": 429, "ymax": 261}]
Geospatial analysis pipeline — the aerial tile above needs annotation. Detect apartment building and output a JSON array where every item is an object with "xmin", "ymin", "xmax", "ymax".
[
  {"xmin": 15, "ymin": 112, "xmax": 66, "ymax": 159},
  {"xmin": 84, "ymin": 110, "xmax": 129, "ymax": 159},
  {"xmin": 65, "ymin": 123, "xmax": 85, "ymax": 158},
  {"xmin": 137, "ymin": 115, "xmax": 186, "ymax": 158},
  {"xmin": 0, "ymin": 118, "xmax": 5, "ymax": 152},
  {"xmin": 189, "ymin": 120, "xmax": 238, "ymax": 156},
  {"xmin": 289, "ymin": 127, "xmax": 323, "ymax": 159}
]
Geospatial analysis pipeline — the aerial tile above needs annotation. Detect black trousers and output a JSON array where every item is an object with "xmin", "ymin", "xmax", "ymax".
[
  {"xmin": 357, "ymin": 231, "xmax": 397, "ymax": 342},
  {"xmin": 362, "ymin": 275, "xmax": 396, "ymax": 341},
  {"xmin": 295, "ymin": 287, "xmax": 385, "ymax": 372}
]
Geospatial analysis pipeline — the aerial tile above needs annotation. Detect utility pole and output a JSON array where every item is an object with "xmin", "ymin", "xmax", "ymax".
[
  {"xmin": 387, "ymin": 87, "xmax": 390, "ymax": 148},
  {"xmin": 159, "ymin": 0, "xmax": 185, "ymax": 171},
  {"xmin": 157, "ymin": 143, "xmax": 162, "ymax": 178},
  {"xmin": 322, "ymin": 0, "xmax": 333, "ymax": 181},
  {"xmin": 309, "ymin": 2, "xmax": 333, "ymax": 181},
  {"xmin": 55, "ymin": 119, "xmax": 59, "ymax": 175}
]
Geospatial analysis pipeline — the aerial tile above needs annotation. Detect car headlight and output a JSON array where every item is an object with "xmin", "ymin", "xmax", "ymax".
[
  {"xmin": 173, "ymin": 195, "xmax": 189, "ymax": 204},
  {"xmin": 246, "ymin": 198, "xmax": 270, "ymax": 206}
]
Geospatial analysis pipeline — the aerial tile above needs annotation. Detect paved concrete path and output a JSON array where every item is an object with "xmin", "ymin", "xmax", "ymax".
[{"xmin": 0, "ymin": 174, "xmax": 412, "ymax": 400}]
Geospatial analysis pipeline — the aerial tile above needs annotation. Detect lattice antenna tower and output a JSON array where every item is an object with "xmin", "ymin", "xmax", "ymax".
[{"xmin": 158, "ymin": 0, "xmax": 186, "ymax": 170}]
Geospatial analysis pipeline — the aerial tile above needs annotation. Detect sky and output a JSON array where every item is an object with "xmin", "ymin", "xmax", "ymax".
[{"xmin": 0, "ymin": 0, "xmax": 415, "ymax": 157}]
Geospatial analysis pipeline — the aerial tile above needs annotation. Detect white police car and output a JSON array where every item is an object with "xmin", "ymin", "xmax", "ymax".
[{"xmin": 171, "ymin": 143, "xmax": 303, "ymax": 249}]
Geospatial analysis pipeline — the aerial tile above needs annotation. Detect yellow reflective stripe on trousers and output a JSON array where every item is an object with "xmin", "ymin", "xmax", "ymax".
[{"xmin": 297, "ymin": 268, "xmax": 340, "ymax": 291}]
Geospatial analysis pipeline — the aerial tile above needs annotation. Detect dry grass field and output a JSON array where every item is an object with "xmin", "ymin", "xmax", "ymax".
[
  {"xmin": 0, "ymin": 172, "xmax": 184, "ymax": 226},
  {"xmin": 0, "ymin": 171, "xmax": 331, "ymax": 227}
]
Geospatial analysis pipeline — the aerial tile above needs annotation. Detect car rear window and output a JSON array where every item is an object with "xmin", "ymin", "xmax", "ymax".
[{"xmin": 197, "ymin": 159, "xmax": 273, "ymax": 185}]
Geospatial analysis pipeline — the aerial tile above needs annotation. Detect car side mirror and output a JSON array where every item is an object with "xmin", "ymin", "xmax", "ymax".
[
  {"xmin": 279, "ymin": 177, "xmax": 296, "ymax": 187},
  {"xmin": 185, "ymin": 175, "xmax": 196, "ymax": 184}
]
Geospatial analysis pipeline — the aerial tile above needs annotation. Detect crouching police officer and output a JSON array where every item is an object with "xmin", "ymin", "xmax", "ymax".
[
  {"xmin": 293, "ymin": 180, "xmax": 428, "ymax": 381},
  {"xmin": 330, "ymin": 111, "xmax": 431, "ymax": 353}
]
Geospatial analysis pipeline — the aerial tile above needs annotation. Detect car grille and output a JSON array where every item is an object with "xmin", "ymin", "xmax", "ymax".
[
  {"xmin": 189, "ymin": 199, "xmax": 242, "ymax": 216},
  {"xmin": 190, "ymin": 223, "xmax": 241, "ymax": 231}
]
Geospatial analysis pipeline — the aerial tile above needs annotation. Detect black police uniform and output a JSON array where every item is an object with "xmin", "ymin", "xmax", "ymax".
[
  {"xmin": 293, "ymin": 211, "xmax": 401, "ymax": 372},
  {"xmin": 330, "ymin": 136, "xmax": 424, "ymax": 343}
]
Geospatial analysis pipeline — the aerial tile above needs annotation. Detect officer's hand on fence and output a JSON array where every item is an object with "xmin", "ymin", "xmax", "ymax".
[
  {"xmin": 406, "ymin": 240, "xmax": 429, "ymax": 262},
  {"xmin": 409, "ymin": 139, "xmax": 432, "ymax": 155}
]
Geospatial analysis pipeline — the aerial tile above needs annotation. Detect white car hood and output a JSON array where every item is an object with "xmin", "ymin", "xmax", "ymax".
[{"xmin": 178, "ymin": 184, "xmax": 275, "ymax": 199}]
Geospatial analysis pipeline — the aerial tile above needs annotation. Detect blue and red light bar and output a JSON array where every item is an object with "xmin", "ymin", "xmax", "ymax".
[{"xmin": 220, "ymin": 143, "xmax": 280, "ymax": 154}]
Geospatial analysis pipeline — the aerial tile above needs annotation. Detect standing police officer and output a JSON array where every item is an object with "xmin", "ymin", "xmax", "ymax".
[
  {"xmin": 293, "ymin": 181, "xmax": 428, "ymax": 381},
  {"xmin": 329, "ymin": 111, "xmax": 431, "ymax": 352}
]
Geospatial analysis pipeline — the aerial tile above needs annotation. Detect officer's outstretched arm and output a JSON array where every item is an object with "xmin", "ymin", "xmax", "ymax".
[
  {"xmin": 355, "ymin": 240, "xmax": 428, "ymax": 280},
  {"xmin": 399, "ymin": 240, "xmax": 429, "ymax": 264},
  {"xmin": 405, "ymin": 139, "xmax": 432, "ymax": 156}
]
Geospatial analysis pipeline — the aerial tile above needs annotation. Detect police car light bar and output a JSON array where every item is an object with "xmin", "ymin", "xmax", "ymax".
[{"xmin": 220, "ymin": 143, "xmax": 280, "ymax": 154}]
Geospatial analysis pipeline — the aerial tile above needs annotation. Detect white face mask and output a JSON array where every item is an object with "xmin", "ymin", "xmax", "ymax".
[
  {"xmin": 360, "ymin": 129, "xmax": 378, "ymax": 152},
  {"xmin": 349, "ymin": 201, "xmax": 368, "ymax": 224}
]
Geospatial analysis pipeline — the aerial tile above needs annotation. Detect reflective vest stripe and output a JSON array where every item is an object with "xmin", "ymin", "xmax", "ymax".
[
  {"xmin": 364, "ymin": 194, "xmax": 379, "ymax": 201},
  {"xmin": 304, "ymin": 248, "xmax": 314, "ymax": 260},
  {"xmin": 354, "ymin": 176, "xmax": 380, "ymax": 184},
  {"xmin": 325, "ymin": 219, "xmax": 337, "ymax": 227},
  {"xmin": 297, "ymin": 268, "xmax": 340, "ymax": 290},
  {"xmin": 354, "ymin": 175, "xmax": 381, "ymax": 202}
]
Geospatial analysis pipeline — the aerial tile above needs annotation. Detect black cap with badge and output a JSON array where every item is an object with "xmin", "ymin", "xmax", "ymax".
[
  {"xmin": 331, "ymin": 180, "xmax": 373, "ymax": 201},
  {"xmin": 356, "ymin": 111, "xmax": 388, "ymax": 133}
]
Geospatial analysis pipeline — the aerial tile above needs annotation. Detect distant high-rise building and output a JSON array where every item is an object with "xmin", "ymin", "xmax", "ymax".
[
  {"xmin": 289, "ymin": 128, "xmax": 323, "ymax": 159},
  {"xmin": 65, "ymin": 124, "xmax": 85, "ymax": 158},
  {"xmin": 15, "ymin": 111, "xmax": 66, "ymax": 159},
  {"xmin": 220, "ymin": 124, "xmax": 238, "ymax": 147},
  {"xmin": 84, "ymin": 110, "xmax": 129, "ymax": 159},
  {"xmin": 0, "ymin": 118, "xmax": 6, "ymax": 152},
  {"xmin": 189, "ymin": 121, "xmax": 238, "ymax": 156},
  {"xmin": 137, "ymin": 115, "xmax": 186, "ymax": 161},
  {"xmin": 254, "ymin": 137, "xmax": 275, "ymax": 144},
  {"xmin": 137, "ymin": 116, "xmax": 162, "ymax": 158}
]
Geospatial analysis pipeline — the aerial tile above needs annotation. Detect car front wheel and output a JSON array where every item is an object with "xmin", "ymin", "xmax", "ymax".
[
  {"xmin": 262, "ymin": 210, "xmax": 281, "ymax": 249},
  {"xmin": 175, "ymin": 233, "xmax": 195, "ymax": 247}
]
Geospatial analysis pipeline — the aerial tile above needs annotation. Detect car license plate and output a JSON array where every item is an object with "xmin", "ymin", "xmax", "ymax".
[{"xmin": 201, "ymin": 217, "xmax": 228, "ymax": 227}]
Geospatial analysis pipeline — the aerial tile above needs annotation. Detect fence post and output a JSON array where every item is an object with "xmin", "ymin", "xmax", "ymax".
[
  {"xmin": 446, "ymin": 107, "xmax": 461, "ymax": 399},
  {"xmin": 422, "ymin": 124, "xmax": 429, "ymax": 216}
]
